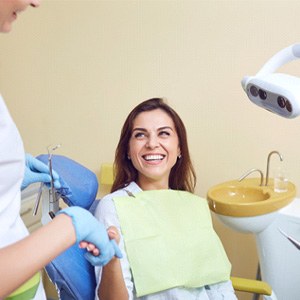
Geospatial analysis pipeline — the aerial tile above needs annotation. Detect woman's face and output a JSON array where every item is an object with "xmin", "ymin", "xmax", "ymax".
[
  {"xmin": 128, "ymin": 108, "xmax": 181, "ymax": 190},
  {"xmin": 0, "ymin": 0, "xmax": 40, "ymax": 33}
]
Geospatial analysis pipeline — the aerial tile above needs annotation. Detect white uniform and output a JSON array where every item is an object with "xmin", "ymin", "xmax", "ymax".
[
  {"xmin": 0, "ymin": 95, "xmax": 46, "ymax": 299},
  {"xmin": 94, "ymin": 182, "xmax": 237, "ymax": 300}
]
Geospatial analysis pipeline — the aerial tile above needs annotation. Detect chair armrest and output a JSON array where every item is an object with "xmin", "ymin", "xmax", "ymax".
[{"xmin": 230, "ymin": 276, "xmax": 272, "ymax": 295}]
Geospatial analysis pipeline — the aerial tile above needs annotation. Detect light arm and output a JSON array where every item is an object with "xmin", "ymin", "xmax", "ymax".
[{"xmin": 256, "ymin": 44, "xmax": 300, "ymax": 77}]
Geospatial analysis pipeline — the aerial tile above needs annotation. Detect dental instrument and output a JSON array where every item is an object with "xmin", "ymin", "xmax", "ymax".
[
  {"xmin": 242, "ymin": 43, "xmax": 300, "ymax": 118},
  {"xmin": 32, "ymin": 144, "xmax": 61, "ymax": 223},
  {"xmin": 278, "ymin": 228, "xmax": 300, "ymax": 250},
  {"xmin": 48, "ymin": 144, "xmax": 61, "ymax": 218},
  {"xmin": 32, "ymin": 183, "xmax": 43, "ymax": 216}
]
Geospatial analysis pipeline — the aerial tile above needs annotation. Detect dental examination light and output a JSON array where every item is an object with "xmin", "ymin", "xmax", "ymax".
[{"xmin": 242, "ymin": 43, "xmax": 300, "ymax": 118}]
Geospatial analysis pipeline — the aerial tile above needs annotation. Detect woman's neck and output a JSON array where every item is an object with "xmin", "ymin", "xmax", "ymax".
[{"xmin": 137, "ymin": 178, "xmax": 168, "ymax": 191}]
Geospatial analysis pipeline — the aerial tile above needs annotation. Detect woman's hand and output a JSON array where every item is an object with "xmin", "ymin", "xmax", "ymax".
[
  {"xmin": 107, "ymin": 226, "xmax": 120, "ymax": 244},
  {"xmin": 79, "ymin": 226, "xmax": 120, "ymax": 257}
]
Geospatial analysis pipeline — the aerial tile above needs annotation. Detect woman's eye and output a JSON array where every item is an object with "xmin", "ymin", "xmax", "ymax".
[
  {"xmin": 159, "ymin": 131, "xmax": 170, "ymax": 137},
  {"xmin": 134, "ymin": 132, "xmax": 145, "ymax": 138}
]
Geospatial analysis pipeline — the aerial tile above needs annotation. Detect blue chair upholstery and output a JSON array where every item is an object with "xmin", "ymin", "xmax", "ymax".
[{"xmin": 45, "ymin": 245, "xmax": 96, "ymax": 300}]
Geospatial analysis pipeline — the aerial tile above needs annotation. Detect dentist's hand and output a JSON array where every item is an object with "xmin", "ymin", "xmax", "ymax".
[
  {"xmin": 21, "ymin": 153, "xmax": 61, "ymax": 190},
  {"xmin": 80, "ymin": 226, "xmax": 120, "ymax": 256},
  {"xmin": 57, "ymin": 207, "xmax": 122, "ymax": 266}
]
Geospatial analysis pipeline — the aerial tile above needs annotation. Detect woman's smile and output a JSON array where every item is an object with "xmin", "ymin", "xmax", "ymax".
[{"xmin": 142, "ymin": 154, "xmax": 165, "ymax": 163}]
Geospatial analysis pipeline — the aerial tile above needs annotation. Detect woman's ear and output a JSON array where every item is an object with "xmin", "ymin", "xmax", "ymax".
[{"xmin": 177, "ymin": 148, "xmax": 181, "ymax": 159}]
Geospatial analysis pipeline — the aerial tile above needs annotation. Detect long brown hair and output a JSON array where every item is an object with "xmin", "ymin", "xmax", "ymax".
[{"xmin": 111, "ymin": 98, "xmax": 196, "ymax": 193}]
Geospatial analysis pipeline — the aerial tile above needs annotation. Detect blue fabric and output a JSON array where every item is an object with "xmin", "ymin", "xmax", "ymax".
[
  {"xmin": 37, "ymin": 154, "xmax": 98, "ymax": 210},
  {"xmin": 45, "ymin": 245, "xmax": 96, "ymax": 300}
]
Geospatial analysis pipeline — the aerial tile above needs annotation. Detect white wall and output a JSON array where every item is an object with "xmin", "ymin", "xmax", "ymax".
[{"xmin": 1, "ymin": 1, "xmax": 300, "ymax": 298}]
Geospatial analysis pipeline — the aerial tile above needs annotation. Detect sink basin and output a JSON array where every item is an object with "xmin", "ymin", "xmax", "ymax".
[
  {"xmin": 210, "ymin": 186, "xmax": 270, "ymax": 203},
  {"xmin": 207, "ymin": 178, "xmax": 296, "ymax": 217}
]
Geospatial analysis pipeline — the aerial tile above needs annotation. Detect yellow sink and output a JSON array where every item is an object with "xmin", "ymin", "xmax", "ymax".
[{"xmin": 207, "ymin": 178, "xmax": 296, "ymax": 217}]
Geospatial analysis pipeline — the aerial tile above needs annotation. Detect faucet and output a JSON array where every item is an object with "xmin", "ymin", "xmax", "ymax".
[
  {"xmin": 238, "ymin": 168, "xmax": 264, "ymax": 186},
  {"xmin": 265, "ymin": 150, "xmax": 283, "ymax": 186}
]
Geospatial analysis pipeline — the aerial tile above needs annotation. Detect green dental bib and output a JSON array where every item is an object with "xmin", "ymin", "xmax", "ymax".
[{"xmin": 113, "ymin": 190, "xmax": 231, "ymax": 297}]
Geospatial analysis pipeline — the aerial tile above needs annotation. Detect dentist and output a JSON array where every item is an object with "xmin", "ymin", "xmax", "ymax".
[{"xmin": 0, "ymin": 1, "xmax": 121, "ymax": 299}]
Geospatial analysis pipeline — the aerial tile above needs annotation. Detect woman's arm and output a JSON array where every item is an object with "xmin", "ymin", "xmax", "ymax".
[
  {"xmin": 0, "ymin": 214, "xmax": 76, "ymax": 298},
  {"xmin": 94, "ymin": 196, "xmax": 132, "ymax": 300},
  {"xmin": 98, "ymin": 255, "xmax": 128, "ymax": 300},
  {"xmin": 98, "ymin": 227, "xmax": 128, "ymax": 300}
]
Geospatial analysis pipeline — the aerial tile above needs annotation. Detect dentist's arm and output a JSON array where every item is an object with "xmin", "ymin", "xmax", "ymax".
[
  {"xmin": 0, "ymin": 214, "xmax": 75, "ymax": 298},
  {"xmin": 0, "ymin": 207, "xmax": 121, "ymax": 298}
]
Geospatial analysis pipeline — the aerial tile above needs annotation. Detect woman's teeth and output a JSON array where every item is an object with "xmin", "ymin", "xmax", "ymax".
[{"xmin": 144, "ymin": 154, "xmax": 164, "ymax": 161}]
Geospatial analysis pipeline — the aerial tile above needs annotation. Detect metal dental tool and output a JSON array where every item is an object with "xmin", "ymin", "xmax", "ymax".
[
  {"xmin": 32, "ymin": 144, "xmax": 61, "ymax": 224},
  {"xmin": 47, "ymin": 144, "xmax": 61, "ymax": 219},
  {"xmin": 278, "ymin": 228, "xmax": 300, "ymax": 250},
  {"xmin": 32, "ymin": 183, "xmax": 43, "ymax": 216}
]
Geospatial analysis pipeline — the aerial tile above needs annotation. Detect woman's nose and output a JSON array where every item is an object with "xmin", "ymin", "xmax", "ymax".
[
  {"xmin": 30, "ymin": 0, "xmax": 41, "ymax": 8},
  {"xmin": 146, "ymin": 135, "xmax": 159, "ymax": 149}
]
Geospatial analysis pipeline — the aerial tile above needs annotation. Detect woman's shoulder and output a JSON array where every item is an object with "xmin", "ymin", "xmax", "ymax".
[
  {"xmin": 95, "ymin": 182, "xmax": 141, "ymax": 212},
  {"xmin": 103, "ymin": 182, "xmax": 141, "ymax": 200}
]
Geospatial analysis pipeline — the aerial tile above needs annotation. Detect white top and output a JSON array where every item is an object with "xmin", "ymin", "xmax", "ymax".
[
  {"xmin": 0, "ymin": 94, "xmax": 46, "ymax": 299},
  {"xmin": 94, "ymin": 182, "xmax": 237, "ymax": 300}
]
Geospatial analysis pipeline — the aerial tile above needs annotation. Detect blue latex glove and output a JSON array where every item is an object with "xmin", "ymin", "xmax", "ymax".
[
  {"xmin": 21, "ymin": 153, "xmax": 61, "ymax": 191},
  {"xmin": 57, "ymin": 207, "xmax": 122, "ymax": 266}
]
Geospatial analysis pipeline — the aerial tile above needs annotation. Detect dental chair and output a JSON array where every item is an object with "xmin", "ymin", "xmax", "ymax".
[{"xmin": 40, "ymin": 157, "xmax": 277, "ymax": 300}]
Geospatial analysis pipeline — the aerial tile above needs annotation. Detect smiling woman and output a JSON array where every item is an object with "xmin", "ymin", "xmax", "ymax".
[
  {"xmin": 93, "ymin": 98, "xmax": 237, "ymax": 300},
  {"xmin": 128, "ymin": 108, "xmax": 181, "ymax": 190},
  {"xmin": 112, "ymin": 97, "xmax": 196, "ymax": 193}
]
